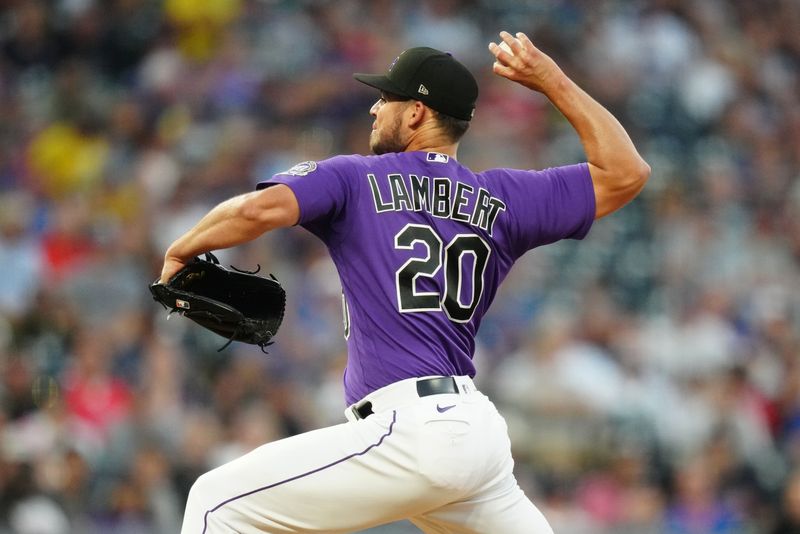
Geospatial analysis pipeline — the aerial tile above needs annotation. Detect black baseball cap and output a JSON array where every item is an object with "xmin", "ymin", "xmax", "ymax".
[{"xmin": 353, "ymin": 47, "xmax": 478, "ymax": 121}]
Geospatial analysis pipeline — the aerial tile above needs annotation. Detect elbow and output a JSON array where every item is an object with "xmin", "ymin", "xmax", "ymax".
[
  {"xmin": 239, "ymin": 195, "xmax": 275, "ymax": 230},
  {"xmin": 593, "ymin": 157, "xmax": 651, "ymax": 219},
  {"xmin": 616, "ymin": 154, "xmax": 650, "ymax": 196},
  {"xmin": 239, "ymin": 195, "xmax": 262, "ymax": 221},
  {"xmin": 637, "ymin": 158, "xmax": 651, "ymax": 184},
  {"xmin": 612, "ymin": 157, "xmax": 651, "ymax": 197},
  {"xmin": 631, "ymin": 157, "xmax": 651, "ymax": 194}
]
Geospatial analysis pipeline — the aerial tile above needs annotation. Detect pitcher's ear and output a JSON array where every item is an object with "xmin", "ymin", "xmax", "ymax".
[{"xmin": 407, "ymin": 100, "xmax": 427, "ymax": 128}]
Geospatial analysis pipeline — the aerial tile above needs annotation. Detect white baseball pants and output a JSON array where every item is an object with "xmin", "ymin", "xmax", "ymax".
[{"xmin": 180, "ymin": 376, "xmax": 554, "ymax": 533}]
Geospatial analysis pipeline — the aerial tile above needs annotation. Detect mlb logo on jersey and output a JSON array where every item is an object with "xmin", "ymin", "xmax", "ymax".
[{"xmin": 426, "ymin": 152, "xmax": 449, "ymax": 163}]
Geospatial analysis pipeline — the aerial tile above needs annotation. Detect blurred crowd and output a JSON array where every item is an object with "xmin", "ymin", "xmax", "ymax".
[{"xmin": 0, "ymin": 0, "xmax": 798, "ymax": 532}]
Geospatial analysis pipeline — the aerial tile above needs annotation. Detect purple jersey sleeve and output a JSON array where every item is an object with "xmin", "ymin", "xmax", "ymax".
[
  {"xmin": 482, "ymin": 163, "xmax": 595, "ymax": 258},
  {"xmin": 257, "ymin": 156, "xmax": 356, "ymax": 244}
]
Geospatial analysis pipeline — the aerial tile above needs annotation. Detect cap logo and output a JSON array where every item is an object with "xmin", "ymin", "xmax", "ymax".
[{"xmin": 417, "ymin": 84, "xmax": 429, "ymax": 95}]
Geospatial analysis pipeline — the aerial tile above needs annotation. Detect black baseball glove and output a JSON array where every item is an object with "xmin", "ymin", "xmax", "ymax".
[{"xmin": 149, "ymin": 252, "xmax": 285, "ymax": 352}]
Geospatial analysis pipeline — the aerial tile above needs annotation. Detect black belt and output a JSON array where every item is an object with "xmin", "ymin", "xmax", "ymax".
[{"xmin": 354, "ymin": 377, "xmax": 459, "ymax": 420}]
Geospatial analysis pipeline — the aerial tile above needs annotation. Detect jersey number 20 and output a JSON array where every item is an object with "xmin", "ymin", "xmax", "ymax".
[{"xmin": 394, "ymin": 224, "xmax": 491, "ymax": 323}]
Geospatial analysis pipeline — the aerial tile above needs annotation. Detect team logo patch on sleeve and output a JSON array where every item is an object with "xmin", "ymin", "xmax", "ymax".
[{"xmin": 284, "ymin": 161, "xmax": 318, "ymax": 176}]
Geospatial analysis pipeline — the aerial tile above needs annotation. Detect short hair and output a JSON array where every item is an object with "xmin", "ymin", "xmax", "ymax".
[
  {"xmin": 382, "ymin": 94, "xmax": 471, "ymax": 143},
  {"xmin": 431, "ymin": 109, "xmax": 470, "ymax": 143}
]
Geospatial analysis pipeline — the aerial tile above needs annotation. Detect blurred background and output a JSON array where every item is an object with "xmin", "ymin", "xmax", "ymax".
[{"xmin": 0, "ymin": 0, "xmax": 797, "ymax": 532}]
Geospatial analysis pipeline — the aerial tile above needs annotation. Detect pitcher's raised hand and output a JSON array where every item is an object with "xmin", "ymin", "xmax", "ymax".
[{"xmin": 488, "ymin": 31, "xmax": 565, "ymax": 95}]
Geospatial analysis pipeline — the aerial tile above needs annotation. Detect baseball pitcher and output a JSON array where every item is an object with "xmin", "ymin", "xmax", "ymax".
[{"xmin": 159, "ymin": 31, "xmax": 650, "ymax": 533}]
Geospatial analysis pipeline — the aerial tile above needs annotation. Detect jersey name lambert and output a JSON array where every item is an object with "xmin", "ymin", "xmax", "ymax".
[{"xmin": 367, "ymin": 173, "xmax": 507, "ymax": 235}]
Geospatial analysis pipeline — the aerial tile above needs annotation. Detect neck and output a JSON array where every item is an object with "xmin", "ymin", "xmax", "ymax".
[
  {"xmin": 406, "ymin": 141, "xmax": 459, "ymax": 158},
  {"xmin": 404, "ymin": 123, "xmax": 459, "ymax": 158}
]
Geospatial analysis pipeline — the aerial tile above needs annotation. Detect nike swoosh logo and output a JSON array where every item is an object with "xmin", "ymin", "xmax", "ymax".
[{"xmin": 436, "ymin": 404, "xmax": 456, "ymax": 413}]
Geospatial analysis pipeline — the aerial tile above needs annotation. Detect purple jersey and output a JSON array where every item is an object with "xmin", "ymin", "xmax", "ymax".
[{"xmin": 259, "ymin": 151, "xmax": 595, "ymax": 404}]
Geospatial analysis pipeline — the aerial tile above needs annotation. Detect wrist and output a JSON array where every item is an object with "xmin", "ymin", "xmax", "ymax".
[
  {"xmin": 539, "ymin": 70, "xmax": 571, "ymax": 101},
  {"xmin": 165, "ymin": 242, "xmax": 192, "ymax": 264}
]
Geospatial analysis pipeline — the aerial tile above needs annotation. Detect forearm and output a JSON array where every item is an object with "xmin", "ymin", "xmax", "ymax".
[
  {"xmin": 489, "ymin": 31, "xmax": 650, "ymax": 218},
  {"xmin": 543, "ymin": 73, "xmax": 646, "ymax": 177},
  {"xmin": 165, "ymin": 193, "xmax": 263, "ymax": 263},
  {"xmin": 159, "ymin": 185, "xmax": 298, "ymax": 282}
]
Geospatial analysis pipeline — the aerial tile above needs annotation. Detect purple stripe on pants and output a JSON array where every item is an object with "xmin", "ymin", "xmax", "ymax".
[{"xmin": 201, "ymin": 411, "xmax": 398, "ymax": 533}]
